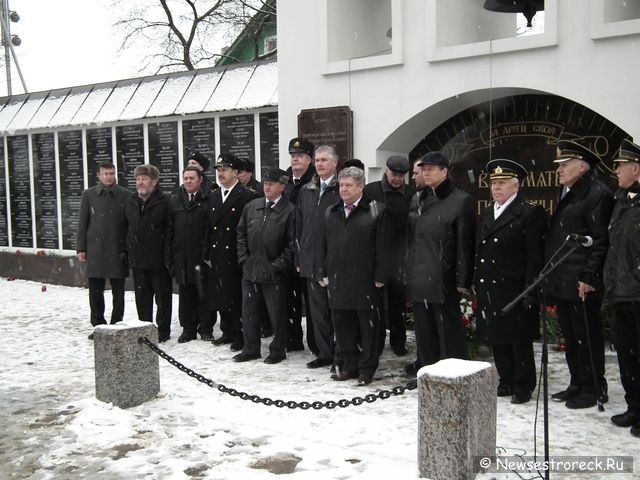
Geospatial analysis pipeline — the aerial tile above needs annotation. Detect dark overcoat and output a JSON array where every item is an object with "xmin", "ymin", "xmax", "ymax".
[
  {"xmin": 544, "ymin": 171, "xmax": 613, "ymax": 300},
  {"xmin": 76, "ymin": 182, "xmax": 130, "ymax": 279},
  {"xmin": 475, "ymin": 194, "xmax": 547, "ymax": 344},
  {"xmin": 123, "ymin": 189, "xmax": 171, "ymax": 270},
  {"xmin": 284, "ymin": 164, "xmax": 316, "ymax": 204},
  {"xmin": 237, "ymin": 196, "xmax": 296, "ymax": 284},
  {"xmin": 405, "ymin": 178, "xmax": 476, "ymax": 303},
  {"xmin": 318, "ymin": 197, "xmax": 387, "ymax": 310},
  {"xmin": 204, "ymin": 182, "xmax": 256, "ymax": 311},
  {"xmin": 295, "ymin": 174, "xmax": 340, "ymax": 280},
  {"xmin": 166, "ymin": 187, "xmax": 210, "ymax": 285},
  {"xmin": 604, "ymin": 184, "xmax": 640, "ymax": 305}
]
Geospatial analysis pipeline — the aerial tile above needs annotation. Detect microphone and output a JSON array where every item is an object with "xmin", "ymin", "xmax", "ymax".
[{"xmin": 566, "ymin": 233, "xmax": 593, "ymax": 247}]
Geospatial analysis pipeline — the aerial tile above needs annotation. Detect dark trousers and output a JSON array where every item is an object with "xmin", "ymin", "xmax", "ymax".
[
  {"xmin": 132, "ymin": 268, "xmax": 173, "ymax": 339},
  {"xmin": 554, "ymin": 296, "xmax": 605, "ymax": 395},
  {"xmin": 178, "ymin": 283, "xmax": 211, "ymax": 336},
  {"xmin": 242, "ymin": 279, "xmax": 288, "ymax": 357},
  {"xmin": 287, "ymin": 271, "xmax": 317, "ymax": 353},
  {"xmin": 88, "ymin": 277, "xmax": 125, "ymax": 326},
  {"xmin": 413, "ymin": 298, "xmax": 468, "ymax": 368},
  {"xmin": 492, "ymin": 342, "xmax": 536, "ymax": 397},
  {"xmin": 613, "ymin": 308, "xmax": 640, "ymax": 412},
  {"xmin": 332, "ymin": 309, "xmax": 380, "ymax": 377},
  {"xmin": 378, "ymin": 283, "xmax": 407, "ymax": 352},
  {"xmin": 219, "ymin": 310, "xmax": 243, "ymax": 346},
  {"xmin": 307, "ymin": 279, "xmax": 334, "ymax": 361}
]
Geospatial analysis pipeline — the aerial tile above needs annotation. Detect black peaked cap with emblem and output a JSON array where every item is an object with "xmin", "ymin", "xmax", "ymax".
[
  {"xmin": 614, "ymin": 139, "xmax": 640, "ymax": 164},
  {"xmin": 554, "ymin": 140, "xmax": 600, "ymax": 167},
  {"xmin": 288, "ymin": 137, "xmax": 315, "ymax": 157},
  {"xmin": 486, "ymin": 158, "xmax": 528, "ymax": 181},
  {"xmin": 215, "ymin": 153, "xmax": 240, "ymax": 170},
  {"xmin": 189, "ymin": 151, "xmax": 210, "ymax": 170},
  {"xmin": 263, "ymin": 167, "xmax": 289, "ymax": 185}
]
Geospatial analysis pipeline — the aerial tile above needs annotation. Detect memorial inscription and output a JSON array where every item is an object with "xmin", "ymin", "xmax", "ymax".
[
  {"xmin": 148, "ymin": 121, "xmax": 179, "ymax": 191},
  {"xmin": 7, "ymin": 135, "xmax": 33, "ymax": 247},
  {"xmin": 86, "ymin": 127, "xmax": 113, "ymax": 186},
  {"xmin": 59, "ymin": 130, "xmax": 85, "ymax": 250},
  {"xmin": 32, "ymin": 132, "xmax": 59, "ymax": 249},
  {"xmin": 116, "ymin": 124, "xmax": 145, "ymax": 190}
]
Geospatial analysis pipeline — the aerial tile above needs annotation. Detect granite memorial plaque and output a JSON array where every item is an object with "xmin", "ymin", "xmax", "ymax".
[
  {"xmin": 182, "ymin": 118, "xmax": 215, "ymax": 165},
  {"xmin": 0, "ymin": 139, "xmax": 8, "ymax": 246},
  {"xmin": 86, "ymin": 127, "xmax": 113, "ymax": 186},
  {"xmin": 259, "ymin": 112, "xmax": 279, "ymax": 179},
  {"xmin": 298, "ymin": 106, "xmax": 353, "ymax": 165},
  {"xmin": 59, "ymin": 130, "xmax": 85, "ymax": 250},
  {"xmin": 220, "ymin": 114, "xmax": 255, "ymax": 163},
  {"xmin": 148, "ymin": 121, "xmax": 179, "ymax": 191},
  {"xmin": 7, "ymin": 135, "xmax": 32, "ymax": 247},
  {"xmin": 116, "ymin": 124, "xmax": 145, "ymax": 190},
  {"xmin": 32, "ymin": 132, "xmax": 59, "ymax": 249}
]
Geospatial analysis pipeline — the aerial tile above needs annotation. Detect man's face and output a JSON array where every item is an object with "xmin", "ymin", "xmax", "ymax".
[
  {"xmin": 216, "ymin": 166, "xmax": 238, "ymax": 188},
  {"xmin": 339, "ymin": 176, "xmax": 364, "ymax": 205},
  {"xmin": 422, "ymin": 164, "xmax": 448, "ymax": 189},
  {"xmin": 182, "ymin": 170, "xmax": 202, "ymax": 194},
  {"xmin": 290, "ymin": 152, "xmax": 312, "ymax": 177},
  {"xmin": 263, "ymin": 180, "xmax": 285, "ymax": 201},
  {"xmin": 97, "ymin": 167, "xmax": 116, "ymax": 187},
  {"xmin": 136, "ymin": 175, "xmax": 158, "ymax": 199},
  {"xmin": 490, "ymin": 178, "xmax": 519, "ymax": 205},
  {"xmin": 237, "ymin": 169, "xmax": 251, "ymax": 185},
  {"xmin": 187, "ymin": 159, "xmax": 204, "ymax": 172},
  {"xmin": 314, "ymin": 151, "xmax": 337, "ymax": 180},
  {"xmin": 615, "ymin": 161, "xmax": 640, "ymax": 189},
  {"xmin": 385, "ymin": 168, "xmax": 406, "ymax": 189},
  {"xmin": 412, "ymin": 162, "xmax": 425, "ymax": 189},
  {"xmin": 556, "ymin": 158, "xmax": 588, "ymax": 187}
]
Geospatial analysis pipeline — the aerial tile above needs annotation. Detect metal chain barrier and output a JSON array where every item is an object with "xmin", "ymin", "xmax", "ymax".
[{"xmin": 139, "ymin": 336, "xmax": 417, "ymax": 409}]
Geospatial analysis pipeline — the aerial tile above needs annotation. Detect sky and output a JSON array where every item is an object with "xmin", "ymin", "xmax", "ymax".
[
  {"xmin": 1, "ymin": 278, "xmax": 638, "ymax": 479},
  {"xmin": 1, "ymin": 0, "xmax": 159, "ymax": 96}
]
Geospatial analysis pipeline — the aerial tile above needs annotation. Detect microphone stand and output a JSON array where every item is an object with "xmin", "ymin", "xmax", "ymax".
[{"xmin": 501, "ymin": 241, "xmax": 581, "ymax": 480}]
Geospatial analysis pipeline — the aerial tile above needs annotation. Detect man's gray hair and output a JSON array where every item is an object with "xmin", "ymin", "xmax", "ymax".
[
  {"xmin": 338, "ymin": 166, "xmax": 366, "ymax": 186},
  {"xmin": 314, "ymin": 145, "xmax": 339, "ymax": 163}
]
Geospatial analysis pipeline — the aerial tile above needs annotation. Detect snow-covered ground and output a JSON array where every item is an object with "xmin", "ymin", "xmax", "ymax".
[{"xmin": 1, "ymin": 279, "xmax": 637, "ymax": 479}]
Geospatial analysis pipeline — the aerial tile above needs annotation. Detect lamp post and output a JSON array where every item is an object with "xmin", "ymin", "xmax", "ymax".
[{"xmin": 0, "ymin": 0, "xmax": 24, "ymax": 96}]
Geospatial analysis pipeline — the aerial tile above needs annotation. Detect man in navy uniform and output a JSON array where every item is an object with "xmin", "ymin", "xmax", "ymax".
[
  {"xmin": 234, "ymin": 168, "xmax": 296, "ymax": 364},
  {"xmin": 604, "ymin": 139, "xmax": 640, "ymax": 436},
  {"xmin": 545, "ymin": 140, "xmax": 613, "ymax": 409},
  {"xmin": 475, "ymin": 159, "xmax": 546, "ymax": 404}
]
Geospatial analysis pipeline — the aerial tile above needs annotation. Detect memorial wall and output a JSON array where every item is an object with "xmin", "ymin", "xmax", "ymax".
[{"xmin": 1, "ymin": 111, "xmax": 279, "ymax": 253}]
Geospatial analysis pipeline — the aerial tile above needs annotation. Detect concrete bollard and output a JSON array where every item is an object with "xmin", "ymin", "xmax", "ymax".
[
  {"xmin": 418, "ymin": 358, "xmax": 497, "ymax": 480},
  {"xmin": 94, "ymin": 321, "xmax": 160, "ymax": 408}
]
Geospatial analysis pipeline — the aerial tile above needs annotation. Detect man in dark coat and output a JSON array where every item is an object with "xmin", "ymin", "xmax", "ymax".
[
  {"xmin": 318, "ymin": 166, "xmax": 388, "ymax": 385},
  {"xmin": 166, "ymin": 166, "xmax": 212, "ymax": 343},
  {"xmin": 233, "ymin": 168, "xmax": 296, "ymax": 364},
  {"xmin": 77, "ymin": 161, "xmax": 130, "ymax": 339},
  {"xmin": 205, "ymin": 153, "xmax": 257, "ymax": 351},
  {"xmin": 545, "ymin": 140, "xmax": 614, "ymax": 409},
  {"xmin": 405, "ymin": 151, "xmax": 476, "ymax": 376},
  {"xmin": 475, "ymin": 159, "xmax": 547, "ymax": 404},
  {"xmin": 237, "ymin": 159, "xmax": 264, "ymax": 197},
  {"xmin": 603, "ymin": 139, "xmax": 640, "ymax": 437},
  {"xmin": 284, "ymin": 137, "xmax": 318, "ymax": 354},
  {"xmin": 124, "ymin": 164, "xmax": 173, "ymax": 342},
  {"xmin": 296, "ymin": 145, "xmax": 341, "ymax": 369},
  {"xmin": 364, "ymin": 155, "xmax": 414, "ymax": 356}
]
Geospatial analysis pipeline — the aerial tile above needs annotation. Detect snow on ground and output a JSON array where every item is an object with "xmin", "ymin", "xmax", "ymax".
[{"xmin": 1, "ymin": 279, "xmax": 638, "ymax": 479}]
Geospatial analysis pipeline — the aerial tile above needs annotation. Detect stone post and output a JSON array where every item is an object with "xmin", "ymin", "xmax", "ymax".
[
  {"xmin": 94, "ymin": 322, "xmax": 160, "ymax": 408},
  {"xmin": 418, "ymin": 358, "xmax": 497, "ymax": 480}
]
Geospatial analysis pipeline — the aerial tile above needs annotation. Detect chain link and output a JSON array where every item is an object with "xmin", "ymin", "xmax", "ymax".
[{"xmin": 140, "ymin": 336, "xmax": 417, "ymax": 409}]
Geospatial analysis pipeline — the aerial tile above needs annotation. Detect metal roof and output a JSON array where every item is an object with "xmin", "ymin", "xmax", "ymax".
[{"xmin": 0, "ymin": 59, "xmax": 278, "ymax": 134}]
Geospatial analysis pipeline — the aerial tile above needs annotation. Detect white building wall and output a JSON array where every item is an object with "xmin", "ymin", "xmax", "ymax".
[{"xmin": 278, "ymin": 0, "xmax": 640, "ymax": 175}]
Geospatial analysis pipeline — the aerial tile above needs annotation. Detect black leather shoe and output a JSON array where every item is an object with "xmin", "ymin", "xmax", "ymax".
[
  {"xmin": 391, "ymin": 344, "xmax": 408, "ymax": 356},
  {"xmin": 307, "ymin": 358, "xmax": 333, "ymax": 369},
  {"xmin": 286, "ymin": 341, "xmax": 305, "ymax": 352},
  {"xmin": 510, "ymin": 393, "xmax": 531, "ymax": 404},
  {"xmin": 331, "ymin": 371, "xmax": 358, "ymax": 381},
  {"xmin": 230, "ymin": 342, "xmax": 243, "ymax": 352},
  {"xmin": 200, "ymin": 334, "xmax": 214, "ymax": 342},
  {"xmin": 357, "ymin": 375, "xmax": 373, "ymax": 386},
  {"xmin": 551, "ymin": 385, "xmax": 579, "ymax": 402},
  {"xmin": 232, "ymin": 353, "xmax": 260, "ymax": 362},
  {"xmin": 631, "ymin": 423, "xmax": 640, "ymax": 438},
  {"xmin": 611, "ymin": 410, "xmax": 640, "ymax": 428},
  {"xmin": 404, "ymin": 362, "xmax": 419, "ymax": 378},
  {"xmin": 497, "ymin": 383, "xmax": 512, "ymax": 397},
  {"xmin": 158, "ymin": 335, "xmax": 170, "ymax": 343},
  {"xmin": 213, "ymin": 336, "xmax": 232, "ymax": 346},
  {"xmin": 178, "ymin": 332, "xmax": 196, "ymax": 343},
  {"xmin": 264, "ymin": 355, "xmax": 286, "ymax": 364},
  {"xmin": 566, "ymin": 392, "xmax": 597, "ymax": 409},
  {"xmin": 88, "ymin": 332, "xmax": 95, "ymax": 340}
]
